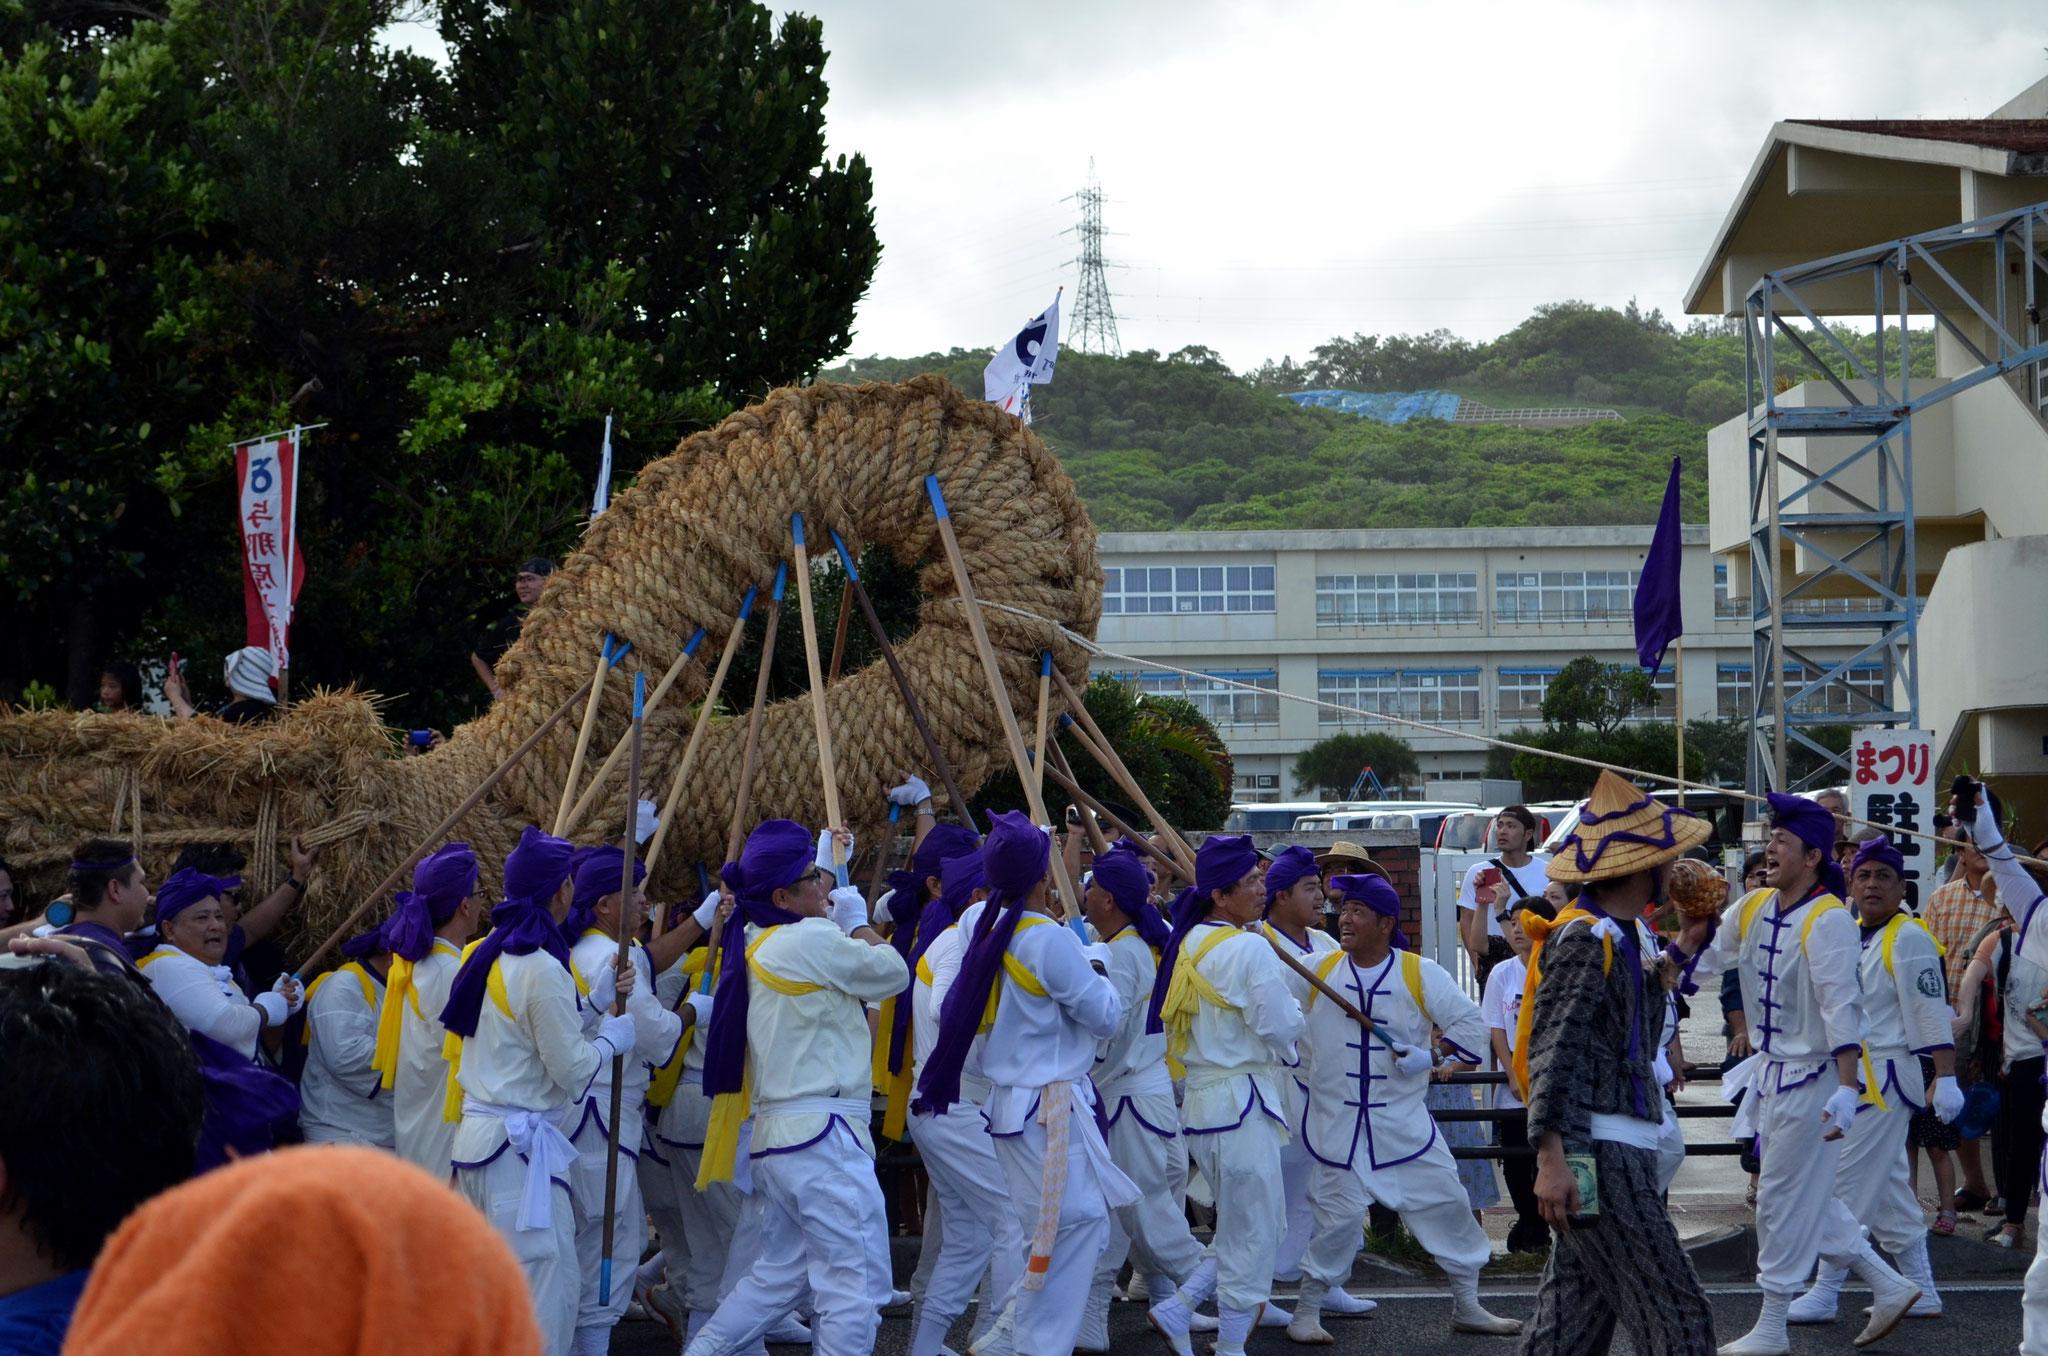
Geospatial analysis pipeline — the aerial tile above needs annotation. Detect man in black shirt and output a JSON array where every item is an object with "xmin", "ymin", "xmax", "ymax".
[{"xmin": 470, "ymin": 557, "xmax": 553, "ymax": 700}]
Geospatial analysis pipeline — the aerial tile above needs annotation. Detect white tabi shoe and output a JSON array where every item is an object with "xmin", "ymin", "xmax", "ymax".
[
  {"xmin": 1786, "ymin": 1264, "xmax": 1845, "ymax": 1323},
  {"xmin": 763, "ymin": 1311, "xmax": 812, "ymax": 1344},
  {"xmin": 1846, "ymin": 1242, "xmax": 1920, "ymax": 1347},
  {"xmin": 1285, "ymin": 1279, "xmax": 1334, "ymax": 1345},
  {"xmin": 1448, "ymin": 1275, "xmax": 1521, "ymax": 1336},
  {"xmin": 1075, "ymin": 1277, "xmax": 1114, "ymax": 1352},
  {"xmin": 1318, "ymin": 1286, "xmax": 1377, "ymax": 1317},
  {"xmin": 1717, "ymin": 1295, "xmax": 1790, "ymax": 1356},
  {"xmin": 1891, "ymin": 1236, "xmax": 1943, "ymax": 1316},
  {"xmin": 644, "ymin": 1284, "xmax": 688, "ymax": 1346},
  {"xmin": 1257, "ymin": 1302, "xmax": 1292, "ymax": 1327},
  {"xmin": 1147, "ymin": 1291, "xmax": 1196, "ymax": 1356},
  {"xmin": 969, "ymin": 1300, "xmax": 1015, "ymax": 1356},
  {"xmin": 1187, "ymin": 1309, "xmax": 1218, "ymax": 1333}
]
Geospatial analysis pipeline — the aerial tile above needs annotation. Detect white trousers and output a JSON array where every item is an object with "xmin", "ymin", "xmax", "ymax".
[
  {"xmin": 2024, "ymin": 1151, "xmax": 2048, "ymax": 1356},
  {"xmin": 566, "ymin": 1118, "xmax": 643, "ymax": 1330},
  {"xmin": 639, "ymin": 1142, "xmax": 687, "ymax": 1275},
  {"xmin": 1274, "ymin": 1120, "xmax": 1315, "ymax": 1280},
  {"xmin": 661, "ymin": 1083, "xmax": 745, "ymax": 1314},
  {"xmin": 1184, "ymin": 1113, "xmax": 1287, "ymax": 1313},
  {"xmin": 991, "ymin": 1116, "xmax": 1112, "ymax": 1356},
  {"xmin": 1297, "ymin": 1158, "xmax": 1370, "ymax": 1287},
  {"xmin": 686, "ymin": 1123, "xmax": 892, "ymax": 1356},
  {"xmin": 458, "ymin": 1148, "xmax": 578, "ymax": 1356},
  {"xmin": 1655, "ymin": 1090, "xmax": 1686, "ymax": 1195},
  {"xmin": 1753, "ymin": 1065, "xmax": 1865, "ymax": 1296},
  {"xmin": 1357, "ymin": 1137, "xmax": 1492, "ymax": 1281},
  {"xmin": 1832, "ymin": 1095, "xmax": 1924, "ymax": 1252},
  {"xmin": 1094, "ymin": 1094, "xmax": 1206, "ymax": 1293},
  {"xmin": 912, "ymin": 1104, "xmax": 1024, "ymax": 1342}
]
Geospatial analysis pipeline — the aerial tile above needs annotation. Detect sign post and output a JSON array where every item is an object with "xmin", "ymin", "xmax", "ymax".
[
  {"xmin": 1849, "ymin": 726, "xmax": 1935, "ymax": 910},
  {"xmin": 232, "ymin": 425, "xmax": 318, "ymax": 704}
]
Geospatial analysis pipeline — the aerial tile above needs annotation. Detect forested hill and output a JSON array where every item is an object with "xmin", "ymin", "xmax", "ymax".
[{"xmin": 823, "ymin": 301, "xmax": 1928, "ymax": 532}]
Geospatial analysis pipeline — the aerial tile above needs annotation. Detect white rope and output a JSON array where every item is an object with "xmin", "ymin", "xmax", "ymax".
[{"xmin": 967, "ymin": 598, "xmax": 2046, "ymax": 868}]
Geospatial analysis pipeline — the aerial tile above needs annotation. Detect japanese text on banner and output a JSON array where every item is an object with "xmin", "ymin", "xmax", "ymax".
[
  {"xmin": 235, "ymin": 433, "xmax": 304, "ymax": 669},
  {"xmin": 1849, "ymin": 727, "xmax": 1933, "ymax": 910}
]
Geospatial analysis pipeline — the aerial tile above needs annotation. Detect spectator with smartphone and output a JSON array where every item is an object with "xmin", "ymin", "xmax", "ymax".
[
  {"xmin": 1457, "ymin": 806, "xmax": 1550, "ymax": 991},
  {"xmin": 162, "ymin": 647, "xmax": 279, "ymax": 724}
]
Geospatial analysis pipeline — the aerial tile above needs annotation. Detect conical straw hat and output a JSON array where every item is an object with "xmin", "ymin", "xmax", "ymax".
[{"xmin": 1545, "ymin": 770, "xmax": 1711, "ymax": 884}]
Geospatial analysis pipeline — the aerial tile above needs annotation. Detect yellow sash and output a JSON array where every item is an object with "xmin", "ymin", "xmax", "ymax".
[
  {"xmin": 1511, "ymin": 907, "xmax": 1607, "ymax": 1100},
  {"xmin": 1861, "ymin": 910, "xmax": 1942, "ymax": 1113},
  {"xmin": 1303, "ymin": 949, "xmax": 1432, "ymax": 1026},
  {"xmin": 979, "ymin": 914, "xmax": 1054, "ymax": 1033},
  {"xmin": 1161, "ymin": 924, "xmax": 1241, "ymax": 1070},
  {"xmin": 371, "ymin": 939, "xmax": 462, "ymax": 1090},
  {"xmin": 646, "ymin": 946, "xmax": 712, "ymax": 1110},
  {"xmin": 697, "ymin": 927, "xmax": 823, "ymax": 1189},
  {"xmin": 299, "ymin": 961, "xmax": 378, "ymax": 1047}
]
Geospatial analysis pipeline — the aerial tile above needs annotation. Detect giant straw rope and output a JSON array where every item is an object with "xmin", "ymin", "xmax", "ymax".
[{"xmin": 0, "ymin": 377, "xmax": 1102, "ymax": 944}]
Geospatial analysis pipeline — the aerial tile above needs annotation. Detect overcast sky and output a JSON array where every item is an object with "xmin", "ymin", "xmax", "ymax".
[{"xmin": 394, "ymin": 3, "xmax": 2046, "ymax": 373}]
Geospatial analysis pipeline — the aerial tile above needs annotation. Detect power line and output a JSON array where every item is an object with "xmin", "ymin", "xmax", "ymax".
[{"xmin": 1063, "ymin": 159, "xmax": 1122, "ymax": 356}]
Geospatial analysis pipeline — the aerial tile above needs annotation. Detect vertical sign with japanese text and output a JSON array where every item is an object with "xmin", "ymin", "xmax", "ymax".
[
  {"xmin": 234, "ymin": 431, "xmax": 305, "ymax": 671},
  {"xmin": 1850, "ymin": 726, "xmax": 1934, "ymax": 910}
]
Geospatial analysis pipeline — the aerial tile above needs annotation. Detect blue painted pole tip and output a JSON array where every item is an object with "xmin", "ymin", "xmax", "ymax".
[
  {"xmin": 1040, "ymin": 651, "xmax": 1054, "ymax": 676},
  {"xmin": 925, "ymin": 476, "xmax": 950, "ymax": 518},
  {"xmin": 599, "ymin": 1259, "xmax": 612, "ymax": 1307},
  {"xmin": 772, "ymin": 561, "xmax": 789, "ymax": 601},
  {"xmin": 791, "ymin": 512, "xmax": 806, "ymax": 546},
  {"xmin": 829, "ymin": 528, "xmax": 860, "ymax": 580},
  {"xmin": 682, "ymin": 626, "xmax": 707, "ymax": 656},
  {"xmin": 738, "ymin": 583, "xmax": 759, "ymax": 621},
  {"xmin": 633, "ymin": 671, "xmax": 647, "ymax": 717}
]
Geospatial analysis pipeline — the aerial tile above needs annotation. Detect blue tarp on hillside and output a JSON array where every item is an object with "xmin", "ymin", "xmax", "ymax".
[{"xmin": 1283, "ymin": 389, "xmax": 1463, "ymax": 424}]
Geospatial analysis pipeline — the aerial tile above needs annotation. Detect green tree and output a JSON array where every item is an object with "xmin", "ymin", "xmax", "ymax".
[
  {"xmin": 1541, "ymin": 656, "xmax": 1655, "ymax": 737},
  {"xmin": 970, "ymin": 676, "xmax": 1233, "ymax": 834},
  {"xmin": 1292, "ymin": 733, "xmax": 1419, "ymax": 797}
]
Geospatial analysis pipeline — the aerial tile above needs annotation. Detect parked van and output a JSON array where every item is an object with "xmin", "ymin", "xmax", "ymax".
[{"xmin": 1290, "ymin": 802, "xmax": 1478, "ymax": 849}]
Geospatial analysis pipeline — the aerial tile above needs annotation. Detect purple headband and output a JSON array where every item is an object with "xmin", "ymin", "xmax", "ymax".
[
  {"xmin": 1261, "ymin": 844, "xmax": 1320, "ymax": 917},
  {"xmin": 1146, "ymin": 834, "xmax": 1261, "ymax": 1034},
  {"xmin": 1850, "ymin": 833, "xmax": 1906, "ymax": 879},
  {"xmin": 439, "ymin": 825, "xmax": 577, "ymax": 1039},
  {"xmin": 1090, "ymin": 842, "xmax": 1171, "ymax": 949},
  {"xmin": 1767, "ymin": 791, "xmax": 1848, "ymax": 899},
  {"xmin": 1332, "ymin": 872, "xmax": 1408, "ymax": 951},
  {"xmin": 154, "ymin": 868, "xmax": 241, "ymax": 927},
  {"xmin": 379, "ymin": 842, "xmax": 479, "ymax": 963},
  {"xmin": 70, "ymin": 856, "xmax": 136, "ymax": 873},
  {"xmin": 700, "ymin": 820, "xmax": 815, "ymax": 1102},
  {"xmin": 916, "ymin": 812, "xmax": 1048, "ymax": 1115}
]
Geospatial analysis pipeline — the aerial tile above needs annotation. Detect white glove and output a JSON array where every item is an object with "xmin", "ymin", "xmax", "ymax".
[
  {"xmin": 1967, "ymin": 790, "xmax": 2008, "ymax": 853},
  {"xmin": 595, "ymin": 1011, "xmax": 637, "ymax": 1060},
  {"xmin": 252, "ymin": 990, "xmax": 290, "ymax": 1027},
  {"xmin": 888, "ymin": 776, "xmax": 932, "ymax": 808},
  {"xmin": 635, "ymin": 799, "xmax": 660, "ymax": 844},
  {"xmin": 684, "ymin": 991, "xmax": 714, "ymax": 1029},
  {"xmin": 872, "ymin": 891, "xmax": 894, "ymax": 926},
  {"xmin": 1391, "ymin": 1043, "xmax": 1433, "ymax": 1075},
  {"xmin": 1821, "ymin": 1084, "xmax": 1861, "ymax": 1132},
  {"xmin": 1932, "ymin": 1075, "xmax": 1965, "ymax": 1123},
  {"xmin": 272, "ymin": 972, "xmax": 305, "ymax": 1015},
  {"xmin": 692, "ymin": 891, "xmax": 721, "ymax": 930},
  {"xmin": 589, "ymin": 961, "xmax": 618, "ymax": 1015},
  {"xmin": 827, "ymin": 885, "xmax": 870, "ymax": 935}
]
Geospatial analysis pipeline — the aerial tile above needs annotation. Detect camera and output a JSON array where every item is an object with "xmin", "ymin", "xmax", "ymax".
[{"xmin": 409, "ymin": 729, "xmax": 433, "ymax": 746}]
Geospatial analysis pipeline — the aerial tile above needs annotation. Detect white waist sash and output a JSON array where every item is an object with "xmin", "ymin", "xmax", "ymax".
[{"xmin": 465, "ymin": 1099, "xmax": 576, "ymax": 1231}]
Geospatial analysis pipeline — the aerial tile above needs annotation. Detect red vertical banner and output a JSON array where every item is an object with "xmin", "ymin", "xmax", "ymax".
[{"xmin": 235, "ymin": 430, "xmax": 306, "ymax": 670}]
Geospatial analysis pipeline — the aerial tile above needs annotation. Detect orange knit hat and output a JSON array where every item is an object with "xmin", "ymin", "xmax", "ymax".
[{"xmin": 61, "ymin": 1145, "xmax": 541, "ymax": 1356}]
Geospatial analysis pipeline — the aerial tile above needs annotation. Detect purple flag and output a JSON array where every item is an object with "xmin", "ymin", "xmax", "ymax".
[{"xmin": 1633, "ymin": 456, "xmax": 1684, "ymax": 673}]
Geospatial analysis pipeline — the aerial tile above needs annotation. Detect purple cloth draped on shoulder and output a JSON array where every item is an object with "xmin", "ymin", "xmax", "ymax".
[
  {"xmin": 188, "ymin": 1028, "xmax": 302, "ymax": 1174},
  {"xmin": 915, "ymin": 811, "xmax": 1048, "ymax": 1115},
  {"xmin": 378, "ymin": 842, "xmax": 479, "ymax": 964},
  {"xmin": 438, "ymin": 825, "xmax": 578, "ymax": 1039},
  {"xmin": 1767, "ymin": 791, "xmax": 1848, "ymax": 899},
  {"xmin": 1331, "ymin": 872, "xmax": 1410, "ymax": 952},
  {"xmin": 699, "ymin": 820, "xmax": 814, "ymax": 1101},
  {"xmin": 886, "ymin": 844, "xmax": 985, "ymax": 1079},
  {"xmin": 1145, "ymin": 834, "xmax": 1260, "ymax": 1034}
]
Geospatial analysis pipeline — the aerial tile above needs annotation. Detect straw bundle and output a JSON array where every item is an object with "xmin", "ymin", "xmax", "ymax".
[{"xmin": 0, "ymin": 377, "xmax": 1101, "ymax": 946}]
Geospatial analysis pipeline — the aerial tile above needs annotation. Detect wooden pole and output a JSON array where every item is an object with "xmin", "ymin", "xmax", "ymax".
[
  {"xmin": 725, "ymin": 565, "xmax": 786, "ymax": 865},
  {"xmin": 924, "ymin": 477, "xmax": 1081, "ymax": 920},
  {"xmin": 560, "ymin": 626, "xmax": 708, "ymax": 837},
  {"xmin": 1055, "ymin": 697, "xmax": 1197, "ymax": 876},
  {"xmin": 298, "ymin": 670, "xmax": 597, "ymax": 974},
  {"xmin": 826, "ymin": 580, "xmax": 854, "ymax": 685},
  {"xmin": 597, "ymin": 669, "xmax": 645, "ymax": 1306},
  {"xmin": 1031, "ymin": 651, "xmax": 1052, "ymax": 801},
  {"xmin": 867, "ymin": 803, "xmax": 903, "ymax": 907},
  {"xmin": 828, "ymin": 528, "xmax": 978, "ymax": 834},
  {"xmin": 1674, "ymin": 636, "xmax": 1687, "ymax": 813},
  {"xmin": 644, "ymin": 587, "xmax": 759, "ymax": 889},
  {"xmin": 554, "ymin": 635, "xmax": 628, "ymax": 835},
  {"xmin": 1260, "ymin": 931, "xmax": 1398, "ymax": 1048},
  {"xmin": 790, "ymin": 514, "xmax": 845, "ymax": 871},
  {"xmin": 1042, "ymin": 756, "xmax": 1180, "ymax": 881}
]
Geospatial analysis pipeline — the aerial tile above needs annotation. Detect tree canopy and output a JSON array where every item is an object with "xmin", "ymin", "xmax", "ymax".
[{"xmin": 1292, "ymin": 733, "xmax": 1419, "ymax": 798}]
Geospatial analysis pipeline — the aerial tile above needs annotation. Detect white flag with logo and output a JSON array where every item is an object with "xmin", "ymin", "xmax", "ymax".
[
  {"xmin": 591, "ymin": 413, "xmax": 614, "ymax": 518},
  {"xmin": 984, "ymin": 293, "xmax": 1061, "ymax": 406}
]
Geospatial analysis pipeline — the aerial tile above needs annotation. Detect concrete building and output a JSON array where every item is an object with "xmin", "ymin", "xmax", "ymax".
[
  {"xmin": 1687, "ymin": 75, "xmax": 2048, "ymax": 819},
  {"xmin": 1093, "ymin": 525, "xmax": 1876, "ymax": 801}
]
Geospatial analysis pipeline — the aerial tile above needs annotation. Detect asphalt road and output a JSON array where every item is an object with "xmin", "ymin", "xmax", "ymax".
[{"xmin": 610, "ymin": 1279, "xmax": 2028, "ymax": 1354}]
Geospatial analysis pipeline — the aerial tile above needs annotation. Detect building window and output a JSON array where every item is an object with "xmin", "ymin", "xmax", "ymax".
[
  {"xmin": 1317, "ymin": 669, "xmax": 1479, "ymax": 725},
  {"xmin": 1102, "ymin": 564, "xmax": 1274, "ymax": 615},
  {"xmin": 1315, "ymin": 572, "xmax": 1479, "ymax": 626},
  {"xmin": 1101, "ymin": 668, "xmax": 1279, "ymax": 726},
  {"xmin": 1498, "ymin": 669, "xmax": 1558, "ymax": 724},
  {"xmin": 1717, "ymin": 664, "xmax": 1751, "ymax": 718},
  {"xmin": 1714, "ymin": 662, "xmax": 1887, "ymax": 718},
  {"xmin": 1494, "ymin": 569, "xmax": 1641, "ymax": 623}
]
